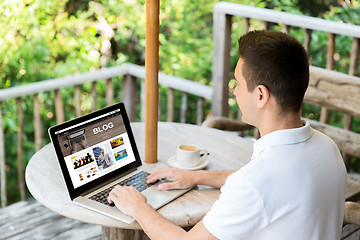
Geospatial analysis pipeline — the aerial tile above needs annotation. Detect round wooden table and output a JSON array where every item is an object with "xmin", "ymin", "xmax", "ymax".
[{"xmin": 25, "ymin": 122, "xmax": 253, "ymax": 239}]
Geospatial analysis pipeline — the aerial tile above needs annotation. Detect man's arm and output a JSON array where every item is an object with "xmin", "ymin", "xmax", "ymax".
[
  {"xmin": 108, "ymin": 186, "xmax": 218, "ymax": 240},
  {"xmin": 147, "ymin": 168, "xmax": 235, "ymax": 190}
]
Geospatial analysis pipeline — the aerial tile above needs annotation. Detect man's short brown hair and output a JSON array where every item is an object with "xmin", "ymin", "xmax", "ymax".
[{"xmin": 238, "ymin": 30, "xmax": 309, "ymax": 113}]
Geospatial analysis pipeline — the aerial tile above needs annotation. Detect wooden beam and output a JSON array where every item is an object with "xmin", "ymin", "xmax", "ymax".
[{"xmin": 145, "ymin": 0, "xmax": 159, "ymax": 163}]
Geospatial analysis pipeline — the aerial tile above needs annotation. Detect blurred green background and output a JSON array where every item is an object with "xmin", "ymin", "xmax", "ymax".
[{"xmin": 1, "ymin": 0, "xmax": 359, "ymax": 204}]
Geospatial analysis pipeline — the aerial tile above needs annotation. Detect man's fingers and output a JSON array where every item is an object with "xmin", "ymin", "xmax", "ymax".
[
  {"xmin": 147, "ymin": 168, "xmax": 176, "ymax": 183},
  {"xmin": 108, "ymin": 191, "xmax": 116, "ymax": 203},
  {"xmin": 158, "ymin": 182, "xmax": 179, "ymax": 191}
]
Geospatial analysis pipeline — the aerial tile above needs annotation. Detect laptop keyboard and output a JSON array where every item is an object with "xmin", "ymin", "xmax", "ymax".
[{"xmin": 89, "ymin": 171, "xmax": 151, "ymax": 206}]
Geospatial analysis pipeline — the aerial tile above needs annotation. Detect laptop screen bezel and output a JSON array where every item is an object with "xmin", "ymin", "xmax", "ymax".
[{"xmin": 48, "ymin": 102, "xmax": 142, "ymax": 200}]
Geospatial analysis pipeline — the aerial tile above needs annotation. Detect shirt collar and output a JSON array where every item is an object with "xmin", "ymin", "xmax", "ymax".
[{"xmin": 252, "ymin": 120, "xmax": 314, "ymax": 158}]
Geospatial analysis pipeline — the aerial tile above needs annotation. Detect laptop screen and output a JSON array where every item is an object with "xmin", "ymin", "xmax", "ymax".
[{"xmin": 49, "ymin": 103, "xmax": 142, "ymax": 198}]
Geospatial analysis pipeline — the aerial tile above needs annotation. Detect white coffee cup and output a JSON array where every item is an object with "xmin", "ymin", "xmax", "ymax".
[{"xmin": 176, "ymin": 144, "xmax": 207, "ymax": 168}]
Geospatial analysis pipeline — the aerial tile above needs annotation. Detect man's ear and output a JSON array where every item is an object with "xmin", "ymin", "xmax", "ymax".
[{"xmin": 255, "ymin": 85, "xmax": 270, "ymax": 109}]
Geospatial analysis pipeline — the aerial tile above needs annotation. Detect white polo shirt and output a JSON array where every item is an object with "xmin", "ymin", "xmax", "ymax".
[{"xmin": 203, "ymin": 121, "xmax": 346, "ymax": 240}]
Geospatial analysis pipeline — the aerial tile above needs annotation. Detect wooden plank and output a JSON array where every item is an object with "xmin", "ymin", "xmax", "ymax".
[
  {"xmin": 0, "ymin": 104, "xmax": 7, "ymax": 207},
  {"xmin": 16, "ymin": 98, "xmax": 26, "ymax": 201},
  {"xmin": 91, "ymin": 81, "xmax": 97, "ymax": 112},
  {"xmin": 341, "ymin": 224, "xmax": 360, "ymax": 240},
  {"xmin": 211, "ymin": 12, "xmax": 232, "ymax": 117},
  {"xmin": 106, "ymin": 78, "xmax": 114, "ymax": 106},
  {"xmin": 305, "ymin": 67, "xmax": 360, "ymax": 118},
  {"xmin": 74, "ymin": 85, "xmax": 81, "ymax": 117},
  {"xmin": 55, "ymin": 89, "xmax": 65, "ymax": 124},
  {"xmin": 0, "ymin": 63, "xmax": 212, "ymax": 104},
  {"xmin": 0, "ymin": 65, "xmax": 128, "ymax": 101},
  {"xmin": 166, "ymin": 88, "xmax": 174, "ymax": 122},
  {"xmin": 180, "ymin": 93, "xmax": 188, "ymax": 123},
  {"xmin": 125, "ymin": 64, "xmax": 212, "ymax": 99},
  {"xmin": 196, "ymin": 97, "xmax": 204, "ymax": 125},
  {"xmin": 122, "ymin": 75, "xmax": 137, "ymax": 122},
  {"xmin": 33, "ymin": 94, "xmax": 42, "ymax": 151},
  {"xmin": 214, "ymin": 2, "xmax": 360, "ymax": 38}
]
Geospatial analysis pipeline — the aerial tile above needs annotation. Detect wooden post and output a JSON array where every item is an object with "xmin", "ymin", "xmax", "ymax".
[
  {"xmin": 0, "ymin": 104, "xmax": 7, "ymax": 207},
  {"xmin": 344, "ymin": 38, "xmax": 360, "ymax": 131},
  {"xmin": 180, "ymin": 93, "xmax": 188, "ymax": 123},
  {"xmin": 196, "ymin": 97, "xmax": 204, "ymax": 125},
  {"xmin": 74, "ymin": 85, "xmax": 81, "ymax": 117},
  {"xmin": 145, "ymin": 0, "xmax": 159, "ymax": 163},
  {"xmin": 55, "ymin": 89, "xmax": 65, "ymax": 124},
  {"xmin": 33, "ymin": 94, "xmax": 42, "ymax": 151},
  {"xmin": 211, "ymin": 12, "xmax": 232, "ymax": 117},
  {"xmin": 166, "ymin": 88, "xmax": 174, "ymax": 122},
  {"xmin": 243, "ymin": 18, "xmax": 250, "ymax": 33},
  {"xmin": 320, "ymin": 33, "xmax": 336, "ymax": 124},
  {"xmin": 106, "ymin": 78, "xmax": 114, "ymax": 106},
  {"xmin": 91, "ymin": 82, "xmax": 97, "ymax": 112},
  {"xmin": 123, "ymin": 74, "xmax": 137, "ymax": 122},
  {"xmin": 304, "ymin": 29, "xmax": 312, "ymax": 57},
  {"xmin": 263, "ymin": 21, "xmax": 269, "ymax": 30},
  {"xmin": 282, "ymin": 24, "xmax": 290, "ymax": 34},
  {"xmin": 16, "ymin": 98, "xmax": 26, "ymax": 201}
]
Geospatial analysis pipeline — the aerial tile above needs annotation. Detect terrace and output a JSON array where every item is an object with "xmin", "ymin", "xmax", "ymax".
[{"xmin": 1, "ymin": 2, "xmax": 360, "ymax": 239}]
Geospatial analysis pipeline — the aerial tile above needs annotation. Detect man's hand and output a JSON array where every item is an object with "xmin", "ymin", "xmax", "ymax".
[
  {"xmin": 108, "ymin": 185, "xmax": 148, "ymax": 217},
  {"xmin": 147, "ymin": 168, "xmax": 197, "ymax": 190}
]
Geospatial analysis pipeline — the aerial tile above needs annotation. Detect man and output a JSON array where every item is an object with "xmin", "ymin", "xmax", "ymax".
[
  {"xmin": 99, "ymin": 148, "xmax": 112, "ymax": 169},
  {"xmin": 108, "ymin": 30, "xmax": 346, "ymax": 239}
]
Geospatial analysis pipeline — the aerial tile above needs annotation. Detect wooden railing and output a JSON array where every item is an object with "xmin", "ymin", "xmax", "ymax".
[
  {"xmin": 0, "ymin": 63, "xmax": 212, "ymax": 207},
  {"xmin": 211, "ymin": 2, "xmax": 360, "ymax": 125}
]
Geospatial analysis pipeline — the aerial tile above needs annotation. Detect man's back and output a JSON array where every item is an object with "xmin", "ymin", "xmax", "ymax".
[{"xmin": 203, "ymin": 121, "xmax": 346, "ymax": 240}]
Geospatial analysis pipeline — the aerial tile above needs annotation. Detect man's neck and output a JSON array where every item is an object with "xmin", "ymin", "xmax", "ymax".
[{"xmin": 257, "ymin": 111, "xmax": 303, "ymax": 138}]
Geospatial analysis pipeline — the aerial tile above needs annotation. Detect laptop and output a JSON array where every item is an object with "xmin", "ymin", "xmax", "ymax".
[{"xmin": 48, "ymin": 102, "xmax": 191, "ymax": 223}]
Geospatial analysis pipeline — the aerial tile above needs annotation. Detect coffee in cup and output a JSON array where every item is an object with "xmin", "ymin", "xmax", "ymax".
[{"xmin": 176, "ymin": 144, "xmax": 207, "ymax": 168}]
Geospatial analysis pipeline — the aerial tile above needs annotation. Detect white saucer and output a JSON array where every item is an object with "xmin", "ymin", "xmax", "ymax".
[{"xmin": 167, "ymin": 155, "xmax": 209, "ymax": 170}]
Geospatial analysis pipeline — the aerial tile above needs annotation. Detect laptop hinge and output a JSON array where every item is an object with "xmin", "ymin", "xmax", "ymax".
[{"xmin": 80, "ymin": 168, "xmax": 137, "ymax": 197}]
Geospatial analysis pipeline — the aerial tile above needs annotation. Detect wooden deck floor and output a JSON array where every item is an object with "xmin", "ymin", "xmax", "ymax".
[
  {"xmin": 0, "ymin": 198, "xmax": 102, "ymax": 240},
  {"xmin": 1, "ymin": 198, "xmax": 359, "ymax": 240}
]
